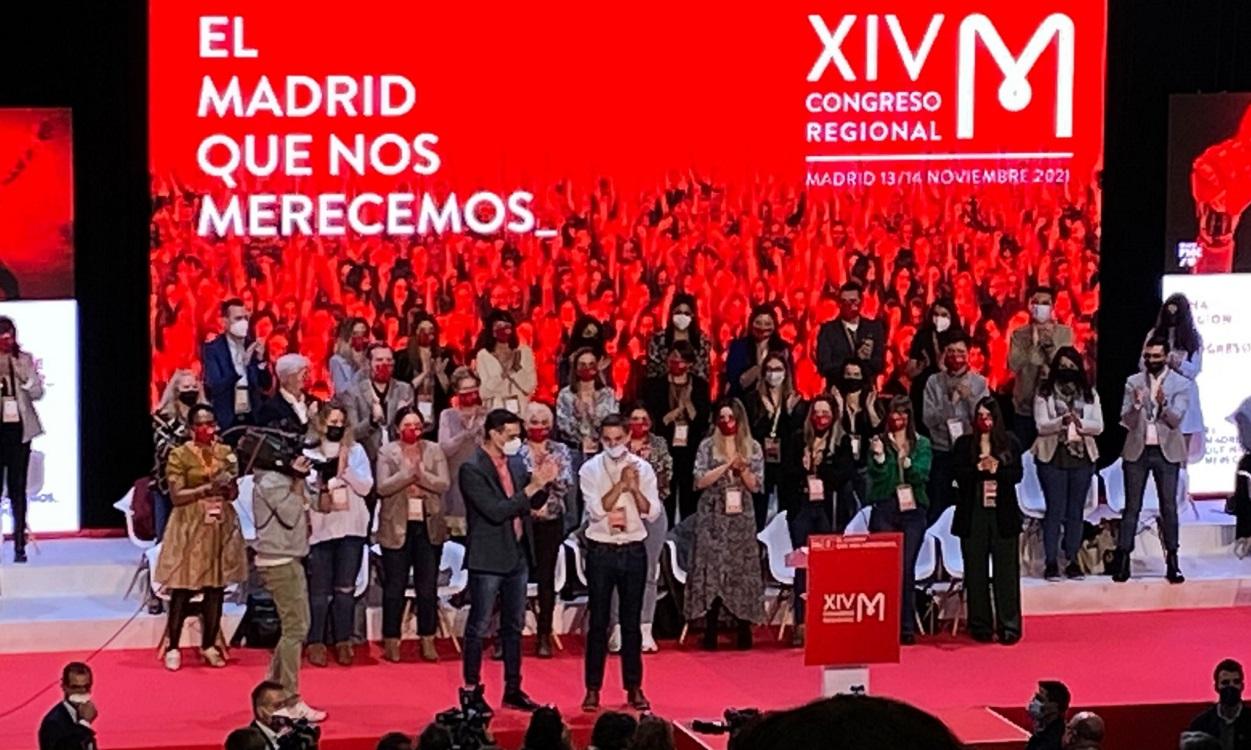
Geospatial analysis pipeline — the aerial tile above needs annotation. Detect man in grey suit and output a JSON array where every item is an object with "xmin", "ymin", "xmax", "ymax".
[
  {"xmin": 347, "ymin": 343, "xmax": 414, "ymax": 467},
  {"xmin": 1114, "ymin": 337, "xmax": 1190, "ymax": 584}
]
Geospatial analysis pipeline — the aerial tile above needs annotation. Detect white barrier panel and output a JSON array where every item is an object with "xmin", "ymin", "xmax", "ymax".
[
  {"xmin": 1161, "ymin": 274, "xmax": 1251, "ymax": 495},
  {"xmin": 0, "ymin": 299, "xmax": 79, "ymax": 534}
]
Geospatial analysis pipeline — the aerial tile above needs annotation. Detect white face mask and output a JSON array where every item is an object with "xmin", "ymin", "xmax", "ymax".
[
  {"xmin": 1031, "ymin": 304, "xmax": 1052, "ymax": 324},
  {"xmin": 605, "ymin": 443, "xmax": 629, "ymax": 460},
  {"xmin": 229, "ymin": 319, "xmax": 250, "ymax": 338},
  {"xmin": 67, "ymin": 693, "xmax": 91, "ymax": 706},
  {"xmin": 502, "ymin": 437, "xmax": 523, "ymax": 456},
  {"xmin": 765, "ymin": 371, "xmax": 785, "ymax": 387},
  {"xmin": 933, "ymin": 315, "xmax": 952, "ymax": 332},
  {"xmin": 671, "ymin": 313, "xmax": 692, "ymax": 331}
]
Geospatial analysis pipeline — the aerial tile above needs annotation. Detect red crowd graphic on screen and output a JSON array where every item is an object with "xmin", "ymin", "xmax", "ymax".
[
  {"xmin": 1189, "ymin": 103, "xmax": 1251, "ymax": 273},
  {"xmin": 0, "ymin": 109, "xmax": 74, "ymax": 300},
  {"xmin": 148, "ymin": 1, "xmax": 1105, "ymax": 406}
]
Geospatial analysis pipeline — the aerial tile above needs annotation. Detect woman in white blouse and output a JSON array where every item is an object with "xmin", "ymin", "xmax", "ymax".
[
  {"xmin": 473, "ymin": 309, "xmax": 537, "ymax": 415},
  {"xmin": 303, "ymin": 400, "xmax": 374, "ymax": 667}
]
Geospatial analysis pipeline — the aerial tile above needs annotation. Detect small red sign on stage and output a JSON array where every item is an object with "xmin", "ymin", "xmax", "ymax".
[{"xmin": 804, "ymin": 533, "xmax": 903, "ymax": 667}]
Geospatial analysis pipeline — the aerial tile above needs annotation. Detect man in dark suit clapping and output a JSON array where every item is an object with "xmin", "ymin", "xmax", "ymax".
[
  {"xmin": 816, "ymin": 282, "xmax": 888, "ymax": 389},
  {"xmin": 458, "ymin": 409, "xmax": 559, "ymax": 716},
  {"xmin": 38, "ymin": 663, "xmax": 96, "ymax": 750}
]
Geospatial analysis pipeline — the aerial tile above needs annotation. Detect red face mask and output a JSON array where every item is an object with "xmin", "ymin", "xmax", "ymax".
[
  {"xmin": 575, "ymin": 365, "xmax": 598, "ymax": 382},
  {"xmin": 493, "ymin": 326, "xmax": 513, "ymax": 343},
  {"xmin": 945, "ymin": 355, "xmax": 967, "ymax": 373},
  {"xmin": 373, "ymin": 363, "xmax": 394, "ymax": 382},
  {"xmin": 0, "ymin": 336, "xmax": 13, "ymax": 354},
  {"xmin": 975, "ymin": 415, "xmax": 995, "ymax": 434},
  {"xmin": 459, "ymin": 390, "xmax": 482, "ymax": 408},
  {"xmin": 717, "ymin": 417, "xmax": 738, "ymax": 436},
  {"xmin": 810, "ymin": 413, "xmax": 834, "ymax": 432},
  {"xmin": 628, "ymin": 422, "xmax": 650, "ymax": 439},
  {"xmin": 668, "ymin": 360, "xmax": 689, "ymax": 377},
  {"xmin": 526, "ymin": 427, "xmax": 551, "ymax": 444},
  {"xmin": 887, "ymin": 413, "xmax": 909, "ymax": 433},
  {"xmin": 399, "ymin": 426, "xmax": 422, "ymax": 445},
  {"xmin": 350, "ymin": 335, "xmax": 368, "ymax": 352},
  {"xmin": 192, "ymin": 424, "xmax": 217, "ymax": 445},
  {"xmin": 753, "ymin": 325, "xmax": 773, "ymax": 341},
  {"xmin": 415, "ymin": 331, "xmax": 436, "ymax": 347},
  {"xmin": 839, "ymin": 299, "xmax": 861, "ymax": 321}
]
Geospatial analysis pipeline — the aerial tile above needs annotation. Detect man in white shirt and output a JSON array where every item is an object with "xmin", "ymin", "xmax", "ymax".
[{"xmin": 579, "ymin": 414, "xmax": 661, "ymax": 713}]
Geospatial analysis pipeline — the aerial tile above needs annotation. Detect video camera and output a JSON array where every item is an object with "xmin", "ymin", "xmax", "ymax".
[
  {"xmin": 227, "ymin": 425, "xmax": 308, "ymax": 476},
  {"xmin": 434, "ymin": 690, "xmax": 496, "ymax": 750},
  {"xmin": 691, "ymin": 707, "xmax": 761, "ymax": 737},
  {"xmin": 273, "ymin": 716, "xmax": 320, "ymax": 750}
]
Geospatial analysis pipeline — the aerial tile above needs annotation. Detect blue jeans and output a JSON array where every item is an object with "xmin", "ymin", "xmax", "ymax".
[
  {"xmin": 1036, "ymin": 461, "xmax": 1095, "ymax": 566},
  {"xmin": 306, "ymin": 536, "xmax": 365, "ymax": 646},
  {"xmin": 1120, "ymin": 447, "xmax": 1180, "ymax": 553},
  {"xmin": 463, "ymin": 558, "xmax": 529, "ymax": 691},
  {"xmin": 152, "ymin": 488, "xmax": 173, "ymax": 542}
]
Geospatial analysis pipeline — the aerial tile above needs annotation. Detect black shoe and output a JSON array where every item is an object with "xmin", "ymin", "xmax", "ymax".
[
  {"xmin": 735, "ymin": 620, "xmax": 753, "ymax": 650},
  {"xmin": 1043, "ymin": 562, "xmax": 1061, "ymax": 581},
  {"xmin": 536, "ymin": 635, "xmax": 553, "ymax": 659},
  {"xmin": 1111, "ymin": 549, "xmax": 1131, "ymax": 583},
  {"xmin": 14, "ymin": 549, "xmax": 27, "ymax": 564},
  {"xmin": 702, "ymin": 616, "xmax": 719, "ymax": 651},
  {"xmin": 1166, "ymin": 552, "xmax": 1185, "ymax": 584},
  {"xmin": 502, "ymin": 689, "xmax": 539, "ymax": 712},
  {"xmin": 1064, "ymin": 561, "xmax": 1085, "ymax": 580},
  {"xmin": 970, "ymin": 631, "xmax": 994, "ymax": 644},
  {"xmin": 627, "ymin": 687, "xmax": 651, "ymax": 712},
  {"xmin": 900, "ymin": 633, "xmax": 916, "ymax": 646},
  {"xmin": 998, "ymin": 633, "xmax": 1021, "ymax": 646},
  {"xmin": 460, "ymin": 685, "xmax": 494, "ymax": 720},
  {"xmin": 148, "ymin": 598, "xmax": 165, "ymax": 616},
  {"xmin": 491, "ymin": 640, "xmax": 504, "ymax": 661},
  {"xmin": 581, "ymin": 689, "xmax": 601, "ymax": 713}
]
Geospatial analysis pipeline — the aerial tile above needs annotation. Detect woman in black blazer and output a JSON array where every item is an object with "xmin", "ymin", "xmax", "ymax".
[{"xmin": 951, "ymin": 397, "xmax": 1024, "ymax": 645}]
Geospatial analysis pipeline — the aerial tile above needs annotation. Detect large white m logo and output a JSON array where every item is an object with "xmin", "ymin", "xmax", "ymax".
[
  {"xmin": 856, "ymin": 592, "xmax": 886, "ymax": 622},
  {"xmin": 956, "ymin": 13, "xmax": 1074, "ymax": 140}
]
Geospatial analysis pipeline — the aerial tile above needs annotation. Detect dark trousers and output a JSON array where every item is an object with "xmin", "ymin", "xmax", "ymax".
[
  {"xmin": 530, "ymin": 518, "xmax": 565, "ymax": 637},
  {"xmin": 307, "ymin": 535, "xmax": 365, "ymax": 645},
  {"xmin": 789, "ymin": 498, "xmax": 834, "ymax": 626},
  {"xmin": 926, "ymin": 450, "xmax": 954, "ymax": 526},
  {"xmin": 869, "ymin": 502, "xmax": 927, "ymax": 638},
  {"xmin": 1, "ymin": 435, "xmax": 30, "ymax": 552},
  {"xmin": 152, "ymin": 489, "xmax": 173, "ymax": 542},
  {"xmin": 167, "ymin": 587, "xmax": 224, "ymax": 650},
  {"xmin": 1037, "ymin": 461, "xmax": 1095, "ymax": 565},
  {"xmin": 380, "ymin": 524, "xmax": 443, "ymax": 638},
  {"xmin": 962, "ymin": 508, "xmax": 1022, "ymax": 640},
  {"xmin": 463, "ymin": 558, "xmax": 529, "ymax": 691},
  {"xmin": 1120, "ymin": 446, "xmax": 1181, "ymax": 553},
  {"xmin": 669, "ymin": 446, "xmax": 697, "ymax": 524},
  {"xmin": 752, "ymin": 463, "xmax": 781, "ymax": 532},
  {"xmin": 1012, "ymin": 413, "xmax": 1037, "ymax": 456},
  {"xmin": 585, "ymin": 540, "xmax": 647, "ymax": 690},
  {"xmin": 835, "ymin": 468, "xmax": 867, "ymax": 532}
]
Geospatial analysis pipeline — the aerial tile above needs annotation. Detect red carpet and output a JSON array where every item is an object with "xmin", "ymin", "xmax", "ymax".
[{"xmin": 0, "ymin": 608, "xmax": 1245, "ymax": 750}]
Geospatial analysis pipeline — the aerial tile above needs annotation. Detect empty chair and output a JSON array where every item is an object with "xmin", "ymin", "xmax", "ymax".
[{"xmin": 756, "ymin": 512, "xmax": 795, "ymax": 640}]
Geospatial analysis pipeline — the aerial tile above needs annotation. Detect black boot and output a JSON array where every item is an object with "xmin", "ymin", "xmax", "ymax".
[
  {"xmin": 735, "ymin": 619, "xmax": 753, "ymax": 650},
  {"xmin": 1166, "ymin": 551, "xmax": 1185, "ymax": 584},
  {"xmin": 1110, "ymin": 549, "xmax": 1131, "ymax": 583},
  {"xmin": 460, "ymin": 685, "xmax": 494, "ymax": 719},
  {"xmin": 702, "ymin": 601, "xmax": 722, "ymax": 651}
]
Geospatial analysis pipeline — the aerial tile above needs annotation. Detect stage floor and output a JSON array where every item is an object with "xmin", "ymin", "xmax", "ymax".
[{"xmin": 0, "ymin": 608, "xmax": 1245, "ymax": 750}]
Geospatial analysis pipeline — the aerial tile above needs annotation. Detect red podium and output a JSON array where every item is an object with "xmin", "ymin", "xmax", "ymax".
[{"xmin": 803, "ymin": 533, "xmax": 903, "ymax": 695}]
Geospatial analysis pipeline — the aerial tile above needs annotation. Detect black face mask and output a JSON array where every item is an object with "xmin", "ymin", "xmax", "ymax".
[
  {"xmin": 1143, "ymin": 358, "xmax": 1166, "ymax": 375},
  {"xmin": 1055, "ymin": 368, "xmax": 1082, "ymax": 383},
  {"xmin": 177, "ymin": 390, "xmax": 199, "ymax": 407},
  {"xmin": 1220, "ymin": 685, "xmax": 1243, "ymax": 707},
  {"xmin": 324, "ymin": 425, "xmax": 346, "ymax": 443},
  {"xmin": 1161, "ymin": 310, "xmax": 1178, "ymax": 327},
  {"xmin": 838, "ymin": 377, "xmax": 864, "ymax": 394}
]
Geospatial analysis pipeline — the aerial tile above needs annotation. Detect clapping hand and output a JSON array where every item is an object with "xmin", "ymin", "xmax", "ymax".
[
  {"xmin": 1155, "ymin": 387, "xmax": 1167, "ymax": 409},
  {"xmin": 857, "ymin": 338, "xmax": 874, "ymax": 359},
  {"xmin": 977, "ymin": 455, "xmax": 999, "ymax": 473}
]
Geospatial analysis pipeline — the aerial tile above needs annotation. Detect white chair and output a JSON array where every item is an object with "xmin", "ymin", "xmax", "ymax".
[
  {"xmin": 562, "ymin": 536, "xmax": 591, "ymax": 635},
  {"xmin": 757, "ymin": 512, "xmax": 796, "ymax": 641},
  {"xmin": 435, "ymin": 541, "xmax": 468, "ymax": 651},
  {"xmin": 912, "ymin": 534, "xmax": 939, "ymax": 635},
  {"xmin": 845, "ymin": 505, "xmax": 872, "ymax": 534},
  {"xmin": 114, "ymin": 485, "xmax": 155, "ymax": 600},
  {"xmin": 1101, "ymin": 458, "xmax": 1189, "ymax": 539},
  {"xmin": 234, "ymin": 475, "xmax": 256, "ymax": 543},
  {"xmin": 926, "ymin": 506, "xmax": 967, "ymax": 635},
  {"xmin": 664, "ymin": 539, "xmax": 686, "ymax": 585},
  {"xmin": 1017, "ymin": 453, "xmax": 1047, "ymax": 520}
]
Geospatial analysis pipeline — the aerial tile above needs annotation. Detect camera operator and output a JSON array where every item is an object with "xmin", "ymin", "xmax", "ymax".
[
  {"xmin": 253, "ymin": 427, "xmax": 326, "ymax": 723},
  {"xmin": 248, "ymin": 681, "xmax": 321, "ymax": 750}
]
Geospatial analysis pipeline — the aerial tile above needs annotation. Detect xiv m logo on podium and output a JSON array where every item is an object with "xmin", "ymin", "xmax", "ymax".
[{"xmin": 821, "ymin": 592, "xmax": 887, "ymax": 625}]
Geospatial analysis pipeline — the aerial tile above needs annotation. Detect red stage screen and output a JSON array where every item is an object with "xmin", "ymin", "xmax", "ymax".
[
  {"xmin": 148, "ymin": 1, "xmax": 1105, "ymax": 402},
  {"xmin": 0, "ymin": 109, "xmax": 73, "ymax": 300}
]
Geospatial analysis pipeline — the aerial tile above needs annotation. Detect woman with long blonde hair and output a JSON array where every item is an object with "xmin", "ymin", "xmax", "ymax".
[{"xmin": 685, "ymin": 397, "xmax": 764, "ymax": 650}]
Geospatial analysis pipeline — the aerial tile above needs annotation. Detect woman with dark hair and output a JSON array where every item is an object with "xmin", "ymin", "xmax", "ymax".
[
  {"xmin": 394, "ymin": 310, "xmax": 455, "ymax": 432},
  {"xmin": 905, "ymin": 299, "xmax": 963, "ymax": 435},
  {"xmin": 559, "ymin": 314, "xmax": 614, "ymax": 389},
  {"xmin": 743, "ymin": 352, "xmax": 806, "ymax": 530},
  {"xmin": 952, "ymin": 397, "xmax": 1024, "ymax": 644},
  {"xmin": 645, "ymin": 293, "xmax": 711, "ymax": 380},
  {"xmin": 723, "ymin": 305, "xmax": 793, "ymax": 401},
  {"xmin": 556, "ymin": 347, "xmax": 619, "ymax": 458},
  {"xmin": 1033, "ymin": 347, "xmax": 1103, "ymax": 581},
  {"xmin": 473, "ymin": 308, "xmax": 537, "ymax": 415},
  {"xmin": 686, "ymin": 398, "xmax": 764, "ymax": 650},
  {"xmin": 642, "ymin": 341, "xmax": 711, "ymax": 523},
  {"xmin": 830, "ymin": 358, "xmax": 881, "ymax": 530},
  {"xmin": 329, "ymin": 317, "xmax": 370, "ymax": 397},
  {"xmin": 866, "ymin": 395, "xmax": 931, "ymax": 644},
  {"xmin": 1146, "ymin": 293, "xmax": 1206, "ymax": 462}
]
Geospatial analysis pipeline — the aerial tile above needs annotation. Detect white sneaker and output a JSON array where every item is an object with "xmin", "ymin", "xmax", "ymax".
[
  {"xmin": 608, "ymin": 624, "xmax": 622, "ymax": 653},
  {"xmin": 641, "ymin": 623, "xmax": 659, "ymax": 653},
  {"xmin": 289, "ymin": 701, "xmax": 327, "ymax": 723},
  {"xmin": 163, "ymin": 649, "xmax": 181, "ymax": 672}
]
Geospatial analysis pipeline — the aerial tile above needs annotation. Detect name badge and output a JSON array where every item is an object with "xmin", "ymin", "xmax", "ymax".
[
  {"xmin": 807, "ymin": 476, "xmax": 824, "ymax": 501},
  {"xmin": 982, "ymin": 480, "xmax": 998, "ymax": 508},
  {"xmin": 673, "ymin": 423, "xmax": 689, "ymax": 448},
  {"xmin": 609, "ymin": 505, "xmax": 628, "ymax": 532},
  {"xmin": 505, "ymin": 397, "xmax": 521, "ymax": 415},
  {"xmin": 203, "ymin": 498, "xmax": 224, "ymax": 524},
  {"xmin": 233, "ymin": 385, "xmax": 250, "ymax": 414},
  {"xmin": 417, "ymin": 398, "xmax": 434, "ymax": 424},
  {"xmin": 407, "ymin": 488, "xmax": 425, "ymax": 521},
  {"xmin": 764, "ymin": 437, "xmax": 781, "ymax": 464},
  {"xmin": 725, "ymin": 488, "xmax": 743, "ymax": 515},
  {"xmin": 850, "ymin": 438, "xmax": 861, "ymax": 461},
  {"xmin": 895, "ymin": 484, "xmax": 917, "ymax": 512},
  {"xmin": 330, "ymin": 486, "xmax": 350, "ymax": 512},
  {"xmin": 582, "ymin": 435, "xmax": 600, "ymax": 455},
  {"xmin": 1066, "ymin": 421, "xmax": 1080, "ymax": 443},
  {"xmin": 2, "ymin": 397, "xmax": 18, "ymax": 423},
  {"xmin": 946, "ymin": 419, "xmax": 965, "ymax": 441}
]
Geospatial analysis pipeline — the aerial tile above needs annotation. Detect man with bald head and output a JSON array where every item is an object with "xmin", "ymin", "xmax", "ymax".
[{"xmin": 1063, "ymin": 711, "xmax": 1104, "ymax": 750}]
